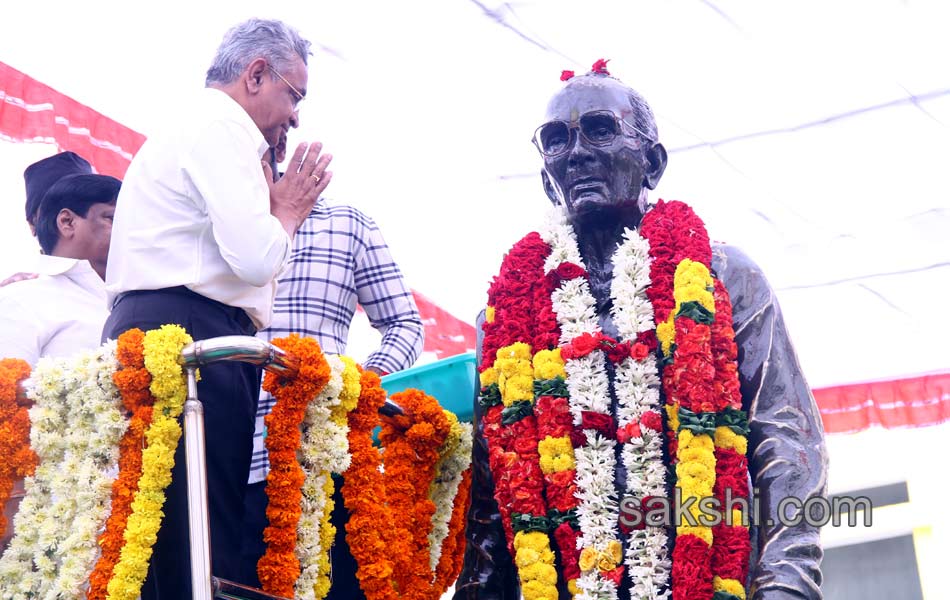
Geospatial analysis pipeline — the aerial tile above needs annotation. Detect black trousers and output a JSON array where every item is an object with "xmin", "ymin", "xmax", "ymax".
[
  {"xmin": 102, "ymin": 287, "xmax": 261, "ymax": 600},
  {"xmin": 240, "ymin": 475, "xmax": 366, "ymax": 599}
]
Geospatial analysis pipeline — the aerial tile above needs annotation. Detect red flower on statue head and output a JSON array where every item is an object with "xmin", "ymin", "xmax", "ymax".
[
  {"xmin": 560, "ymin": 70, "xmax": 575, "ymax": 81},
  {"xmin": 591, "ymin": 58, "xmax": 610, "ymax": 75}
]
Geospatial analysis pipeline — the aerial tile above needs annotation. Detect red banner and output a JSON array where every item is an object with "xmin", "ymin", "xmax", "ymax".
[
  {"xmin": 815, "ymin": 371, "xmax": 950, "ymax": 433},
  {"xmin": 0, "ymin": 61, "xmax": 145, "ymax": 178}
]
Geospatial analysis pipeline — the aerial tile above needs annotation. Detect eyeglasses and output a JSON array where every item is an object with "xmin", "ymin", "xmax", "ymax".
[
  {"xmin": 531, "ymin": 110, "xmax": 654, "ymax": 157},
  {"xmin": 268, "ymin": 64, "xmax": 305, "ymax": 108}
]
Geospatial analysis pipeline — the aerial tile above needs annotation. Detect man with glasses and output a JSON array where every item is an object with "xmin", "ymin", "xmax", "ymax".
[
  {"xmin": 454, "ymin": 65, "xmax": 826, "ymax": 600},
  {"xmin": 103, "ymin": 18, "xmax": 330, "ymax": 599}
]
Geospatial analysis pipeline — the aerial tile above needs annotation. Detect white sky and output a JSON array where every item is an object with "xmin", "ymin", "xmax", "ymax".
[{"xmin": 1, "ymin": 0, "xmax": 948, "ymax": 387}]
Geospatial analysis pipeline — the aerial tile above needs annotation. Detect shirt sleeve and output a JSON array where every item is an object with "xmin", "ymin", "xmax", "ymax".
[
  {"xmin": 353, "ymin": 217, "xmax": 424, "ymax": 373},
  {"xmin": 0, "ymin": 295, "xmax": 41, "ymax": 365},
  {"xmin": 716, "ymin": 245, "xmax": 828, "ymax": 600},
  {"xmin": 182, "ymin": 119, "xmax": 290, "ymax": 287}
]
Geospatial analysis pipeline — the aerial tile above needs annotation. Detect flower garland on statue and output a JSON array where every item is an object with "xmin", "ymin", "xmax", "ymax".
[
  {"xmin": 257, "ymin": 334, "xmax": 332, "ymax": 598},
  {"xmin": 0, "ymin": 358, "xmax": 36, "ymax": 542},
  {"xmin": 107, "ymin": 324, "xmax": 193, "ymax": 600},
  {"xmin": 0, "ymin": 343, "xmax": 127, "ymax": 599},
  {"xmin": 87, "ymin": 329, "xmax": 156, "ymax": 600},
  {"xmin": 341, "ymin": 369, "xmax": 474, "ymax": 600},
  {"xmin": 479, "ymin": 200, "xmax": 751, "ymax": 599},
  {"xmin": 640, "ymin": 201, "xmax": 751, "ymax": 600}
]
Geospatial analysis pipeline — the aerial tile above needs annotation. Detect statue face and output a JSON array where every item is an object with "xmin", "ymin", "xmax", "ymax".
[{"xmin": 539, "ymin": 77, "xmax": 665, "ymax": 227}]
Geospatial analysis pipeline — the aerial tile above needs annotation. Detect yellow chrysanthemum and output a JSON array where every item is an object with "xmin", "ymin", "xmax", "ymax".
[
  {"xmin": 537, "ymin": 436, "xmax": 575, "ymax": 474},
  {"xmin": 657, "ymin": 316, "xmax": 676, "ymax": 356},
  {"xmin": 666, "ymin": 403, "xmax": 680, "ymax": 431},
  {"xmin": 714, "ymin": 426, "xmax": 748, "ymax": 455},
  {"xmin": 567, "ymin": 579, "xmax": 579, "ymax": 596},
  {"xmin": 522, "ymin": 579, "xmax": 559, "ymax": 600},
  {"xmin": 673, "ymin": 259, "xmax": 715, "ymax": 313},
  {"xmin": 337, "ymin": 356, "xmax": 361, "ymax": 413},
  {"xmin": 514, "ymin": 531, "xmax": 558, "ymax": 600},
  {"xmin": 532, "ymin": 348, "xmax": 566, "ymax": 380},
  {"xmin": 480, "ymin": 367, "xmax": 499, "ymax": 387},
  {"xmin": 497, "ymin": 342, "xmax": 533, "ymax": 362},
  {"xmin": 714, "ymin": 576, "xmax": 747, "ymax": 599},
  {"xmin": 486, "ymin": 305, "xmax": 496, "ymax": 323}
]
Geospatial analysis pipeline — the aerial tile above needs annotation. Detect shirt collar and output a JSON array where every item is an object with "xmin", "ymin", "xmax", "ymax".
[
  {"xmin": 202, "ymin": 87, "xmax": 270, "ymax": 159},
  {"xmin": 31, "ymin": 254, "xmax": 97, "ymax": 277}
]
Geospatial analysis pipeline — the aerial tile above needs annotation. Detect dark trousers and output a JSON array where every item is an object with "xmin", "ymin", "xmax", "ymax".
[
  {"xmin": 102, "ymin": 287, "xmax": 261, "ymax": 600},
  {"xmin": 240, "ymin": 475, "xmax": 366, "ymax": 599}
]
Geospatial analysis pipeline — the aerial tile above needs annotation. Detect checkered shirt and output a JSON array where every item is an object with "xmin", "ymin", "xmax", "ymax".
[{"xmin": 248, "ymin": 200, "xmax": 424, "ymax": 483}]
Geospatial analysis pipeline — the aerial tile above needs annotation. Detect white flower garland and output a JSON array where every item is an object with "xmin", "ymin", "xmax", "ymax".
[
  {"xmin": 0, "ymin": 343, "xmax": 126, "ymax": 599},
  {"xmin": 540, "ymin": 207, "xmax": 620, "ymax": 600},
  {"xmin": 295, "ymin": 354, "xmax": 348, "ymax": 600},
  {"xmin": 426, "ymin": 419, "xmax": 474, "ymax": 572},
  {"xmin": 609, "ymin": 229, "xmax": 671, "ymax": 599}
]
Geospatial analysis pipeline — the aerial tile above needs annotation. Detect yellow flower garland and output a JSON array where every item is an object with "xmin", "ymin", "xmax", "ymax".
[{"xmin": 107, "ymin": 324, "xmax": 192, "ymax": 600}]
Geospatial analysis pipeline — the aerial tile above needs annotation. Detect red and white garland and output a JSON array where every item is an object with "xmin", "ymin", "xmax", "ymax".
[{"xmin": 480, "ymin": 200, "xmax": 751, "ymax": 600}]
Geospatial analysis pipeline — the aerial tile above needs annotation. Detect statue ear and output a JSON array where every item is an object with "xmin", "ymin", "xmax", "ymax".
[
  {"xmin": 643, "ymin": 142, "xmax": 668, "ymax": 190},
  {"xmin": 542, "ymin": 170, "xmax": 560, "ymax": 206}
]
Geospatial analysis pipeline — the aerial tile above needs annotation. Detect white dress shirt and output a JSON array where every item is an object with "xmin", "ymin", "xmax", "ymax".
[
  {"xmin": 105, "ymin": 87, "xmax": 290, "ymax": 329},
  {"xmin": 0, "ymin": 255, "xmax": 109, "ymax": 365}
]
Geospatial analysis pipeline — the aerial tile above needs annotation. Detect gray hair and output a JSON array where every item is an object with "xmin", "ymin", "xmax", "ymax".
[{"xmin": 205, "ymin": 18, "xmax": 312, "ymax": 86}]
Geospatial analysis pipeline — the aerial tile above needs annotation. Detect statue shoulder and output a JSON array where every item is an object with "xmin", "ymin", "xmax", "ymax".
[{"xmin": 711, "ymin": 243, "xmax": 777, "ymax": 321}]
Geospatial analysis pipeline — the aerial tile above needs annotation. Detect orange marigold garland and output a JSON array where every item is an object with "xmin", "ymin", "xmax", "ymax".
[
  {"xmin": 379, "ymin": 389, "xmax": 450, "ymax": 599},
  {"xmin": 0, "ymin": 358, "xmax": 36, "ymax": 540},
  {"xmin": 433, "ymin": 467, "xmax": 473, "ymax": 591},
  {"xmin": 258, "ymin": 335, "xmax": 331, "ymax": 598},
  {"xmin": 341, "ymin": 369, "xmax": 399, "ymax": 600},
  {"xmin": 87, "ymin": 329, "xmax": 155, "ymax": 600}
]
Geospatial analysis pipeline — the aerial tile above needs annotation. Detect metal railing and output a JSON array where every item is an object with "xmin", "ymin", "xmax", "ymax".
[
  {"xmin": 10, "ymin": 335, "xmax": 402, "ymax": 600},
  {"xmin": 179, "ymin": 336, "xmax": 402, "ymax": 600}
]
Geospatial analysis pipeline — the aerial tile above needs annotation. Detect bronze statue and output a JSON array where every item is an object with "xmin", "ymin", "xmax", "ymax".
[{"xmin": 454, "ymin": 66, "xmax": 827, "ymax": 600}]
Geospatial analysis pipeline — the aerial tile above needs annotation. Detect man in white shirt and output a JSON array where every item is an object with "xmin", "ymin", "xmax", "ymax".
[
  {"xmin": 0, "ymin": 167, "xmax": 120, "ymax": 365},
  {"xmin": 102, "ymin": 18, "xmax": 331, "ymax": 599}
]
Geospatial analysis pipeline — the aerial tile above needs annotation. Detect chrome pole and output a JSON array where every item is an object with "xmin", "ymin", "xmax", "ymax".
[
  {"xmin": 183, "ymin": 366, "xmax": 213, "ymax": 600},
  {"xmin": 177, "ymin": 336, "xmax": 403, "ymax": 600}
]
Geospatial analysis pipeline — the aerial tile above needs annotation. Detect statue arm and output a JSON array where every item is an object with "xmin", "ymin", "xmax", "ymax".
[
  {"xmin": 716, "ymin": 245, "xmax": 828, "ymax": 600},
  {"xmin": 453, "ymin": 311, "xmax": 519, "ymax": 600}
]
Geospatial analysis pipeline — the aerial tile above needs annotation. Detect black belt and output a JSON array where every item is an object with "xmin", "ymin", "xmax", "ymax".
[{"xmin": 112, "ymin": 286, "xmax": 256, "ymax": 335}]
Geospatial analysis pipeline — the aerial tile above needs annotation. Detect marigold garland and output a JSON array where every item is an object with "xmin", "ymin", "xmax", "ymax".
[
  {"xmin": 258, "ymin": 334, "xmax": 332, "ymax": 598},
  {"xmin": 107, "ymin": 324, "xmax": 192, "ymax": 600},
  {"xmin": 342, "ymin": 368, "xmax": 399, "ymax": 600},
  {"xmin": 0, "ymin": 358, "xmax": 36, "ymax": 541},
  {"xmin": 87, "ymin": 329, "xmax": 155, "ymax": 600}
]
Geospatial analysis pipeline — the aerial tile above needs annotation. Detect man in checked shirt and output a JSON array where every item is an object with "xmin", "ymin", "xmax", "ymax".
[{"xmin": 239, "ymin": 134, "xmax": 425, "ymax": 596}]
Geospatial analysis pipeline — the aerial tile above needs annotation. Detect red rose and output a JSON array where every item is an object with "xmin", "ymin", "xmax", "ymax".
[
  {"xmin": 605, "ymin": 340, "xmax": 631, "ymax": 364},
  {"xmin": 581, "ymin": 411, "xmax": 615, "ymax": 439},
  {"xmin": 591, "ymin": 58, "xmax": 610, "ymax": 75},
  {"xmin": 569, "ymin": 429, "xmax": 588, "ymax": 448},
  {"xmin": 560, "ymin": 70, "xmax": 575, "ymax": 81},
  {"xmin": 640, "ymin": 410, "xmax": 663, "ymax": 432},
  {"xmin": 630, "ymin": 342, "xmax": 650, "ymax": 361},
  {"xmin": 616, "ymin": 421, "xmax": 641, "ymax": 444},
  {"xmin": 603, "ymin": 566, "xmax": 624, "ymax": 586},
  {"xmin": 636, "ymin": 330, "xmax": 658, "ymax": 351},
  {"xmin": 562, "ymin": 332, "xmax": 601, "ymax": 359},
  {"xmin": 556, "ymin": 261, "xmax": 587, "ymax": 281}
]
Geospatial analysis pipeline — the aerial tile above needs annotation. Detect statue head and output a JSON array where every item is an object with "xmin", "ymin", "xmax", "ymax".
[{"xmin": 536, "ymin": 70, "xmax": 668, "ymax": 228}]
